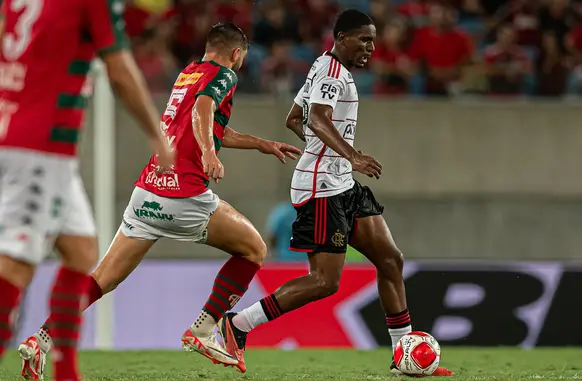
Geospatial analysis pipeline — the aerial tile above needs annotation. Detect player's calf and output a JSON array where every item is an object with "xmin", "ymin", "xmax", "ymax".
[
  {"xmin": 0, "ymin": 255, "xmax": 32, "ymax": 362},
  {"xmin": 231, "ymin": 252, "xmax": 344, "ymax": 338},
  {"xmin": 0, "ymin": 275, "xmax": 22, "ymax": 359}
]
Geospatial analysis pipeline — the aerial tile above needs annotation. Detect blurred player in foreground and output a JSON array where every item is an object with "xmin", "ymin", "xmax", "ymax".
[
  {"xmin": 18, "ymin": 22, "xmax": 301, "ymax": 378},
  {"xmin": 0, "ymin": 0, "xmax": 174, "ymax": 380},
  {"xmin": 217, "ymin": 10, "xmax": 453, "ymax": 376}
]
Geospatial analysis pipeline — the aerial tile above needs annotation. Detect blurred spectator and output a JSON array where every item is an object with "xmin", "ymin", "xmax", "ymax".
[
  {"xmin": 455, "ymin": 0, "xmax": 487, "ymax": 43},
  {"xmin": 135, "ymin": 0, "xmax": 171, "ymax": 14},
  {"xmin": 539, "ymin": 0, "xmax": 580, "ymax": 50},
  {"xmin": 116, "ymin": 0, "xmax": 582, "ymax": 98},
  {"xmin": 133, "ymin": 28, "xmax": 179, "ymax": 94},
  {"xmin": 481, "ymin": 0, "xmax": 507, "ymax": 17},
  {"xmin": 213, "ymin": 0, "xmax": 253, "ymax": 35},
  {"xmin": 253, "ymin": 1, "xmax": 301, "ymax": 48},
  {"xmin": 167, "ymin": 0, "xmax": 213, "ymax": 67},
  {"xmin": 124, "ymin": 1, "xmax": 156, "ymax": 40},
  {"xmin": 565, "ymin": 21, "xmax": 582, "ymax": 94},
  {"xmin": 266, "ymin": 202, "xmax": 299, "ymax": 262},
  {"xmin": 398, "ymin": 0, "xmax": 431, "ymax": 27},
  {"xmin": 298, "ymin": 0, "xmax": 339, "ymax": 43},
  {"xmin": 322, "ymin": 29, "xmax": 335, "ymax": 52},
  {"xmin": 372, "ymin": 19, "xmax": 416, "ymax": 95},
  {"xmin": 483, "ymin": 24, "xmax": 532, "ymax": 95},
  {"xmin": 260, "ymin": 40, "xmax": 310, "ymax": 95},
  {"xmin": 457, "ymin": 0, "xmax": 485, "ymax": 23},
  {"xmin": 489, "ymin": 0, "xmax": 541, "ymax": 47},
  {"xmin": 409, "ymin": 3, "xmax": 473, "ymax": 96},
  {"xmin": 369, "ymin": 0, "xmax": 393, "ymax": 31},
  {"xmin": 537, "ymin": 31, "xmax": 570, "ymax": 96}
]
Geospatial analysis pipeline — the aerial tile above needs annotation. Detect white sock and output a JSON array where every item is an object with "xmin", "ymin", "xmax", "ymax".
[
  {"xmin": 232, "ymin": 301, "xmax": 268, "ymax": 333},
  {"xmin": 191, "ymin": 310, "xmax": 217, "ymax": 335},
  {"xmin": 389, "ymin": 325, "xmax": 412, "ymax": 351}
]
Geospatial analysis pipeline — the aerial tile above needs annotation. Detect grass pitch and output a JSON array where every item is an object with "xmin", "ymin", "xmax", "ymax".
[{"xmin": 1, "ymin": 348, "xmax": 581, "ymax": 380}]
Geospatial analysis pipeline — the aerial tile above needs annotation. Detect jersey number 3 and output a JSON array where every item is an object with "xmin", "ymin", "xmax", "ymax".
[{"xmin": 2, "ymin": 0, "xmax": 44, "ymax": 61}]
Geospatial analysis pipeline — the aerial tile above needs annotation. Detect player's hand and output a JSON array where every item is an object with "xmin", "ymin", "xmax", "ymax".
[
  {"xmin": 258, "ymin": 141, "xmax": 302, "ymax": 164},
  {"xmin": 202, "ymin": 150, "xmax": 224, "ymax": 183},
  {"xmin": 350, "ymin": 151, "xmax": 382, "ymax": 179},
  {"xmin": 151, "ymin": 138, "xmax": 175, "ymax": 174}
]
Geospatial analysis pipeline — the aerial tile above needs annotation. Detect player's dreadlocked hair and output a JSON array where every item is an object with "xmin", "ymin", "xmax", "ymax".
[
  {"xmin": 333, "ymin": 9, "xmax": 374, "ymax": 39},
  {"xmin": 206, "ymin": 22, "xmax": 249, "ymax": 51}
]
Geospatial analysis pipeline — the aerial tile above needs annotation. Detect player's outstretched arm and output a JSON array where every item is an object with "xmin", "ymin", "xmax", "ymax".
[
  {"xmin": 309, "ymin": 104, "xmax": 382, "ymax": 178},
  {"xmin": 222, "ymin": 128, "xmax": 301, "ymax": 164},
  {"xmin": 285, "ymin": 103, "xmax": 305, "ymax": 142},
  {"xmin": 192, "ymin": 95, "xmax": 224, "ymax": 182},
  {"xmin": 101, "ymin": 51, "xmax": 174, "ymax": 172}
]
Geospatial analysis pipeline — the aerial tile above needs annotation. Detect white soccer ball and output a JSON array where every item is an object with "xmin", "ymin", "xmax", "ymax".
[{"xmin": 393, "ymin": 331, "xmax": 441, "ymax": 376}]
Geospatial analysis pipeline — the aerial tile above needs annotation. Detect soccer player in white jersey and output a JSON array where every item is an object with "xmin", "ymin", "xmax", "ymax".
[{"xmin": 217, "ymin": 10, "xmax": 453, "ymax": 376}]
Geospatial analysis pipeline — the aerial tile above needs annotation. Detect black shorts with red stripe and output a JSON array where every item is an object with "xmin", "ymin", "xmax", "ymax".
[{"xmin": 289, "ymin": 180, "xmax": 384, "ymax": 254}]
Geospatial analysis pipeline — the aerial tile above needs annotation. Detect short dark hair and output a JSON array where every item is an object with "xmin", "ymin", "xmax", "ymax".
[
  {"xmin": 333, "ymin": 9, "xmax": 374, "ymax": 39},
  {"xmin": 206, "ymin": 23, "xmax": 249, "ymax": 51}
]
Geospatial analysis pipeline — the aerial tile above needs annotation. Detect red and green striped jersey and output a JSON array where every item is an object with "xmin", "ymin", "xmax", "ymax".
[
  {"xmin": 135, "ymin": 60, "xmax": 238, "ymax": 198},
  {"xmin": 0, "ymin": 0, "xmax": 128, "ymax": 156}
]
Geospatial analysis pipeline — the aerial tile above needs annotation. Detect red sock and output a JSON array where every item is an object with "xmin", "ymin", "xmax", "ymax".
[
  {"xmin": 43, "ymin": 275, "xmax": 103, "ymax": 333},
  {"xmin": 48, "ymin": 267, "xmax": 91, "ymax": 381},
  {"xmin": 0, "ymin": 276, "xmax": 21, "ymax": 358},
  {"xmin": 202, "ymin": 256, "xmax": 261, "ymax": 321}
]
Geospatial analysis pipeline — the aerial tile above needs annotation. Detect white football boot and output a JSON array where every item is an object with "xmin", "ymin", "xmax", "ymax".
[
  {"xmin": 18, "ymin": 328, "xmax": 51, "ymax": 380},
  {"xmin": 181, "ymin": 326, "xmax": 238, "ymax": 367}
]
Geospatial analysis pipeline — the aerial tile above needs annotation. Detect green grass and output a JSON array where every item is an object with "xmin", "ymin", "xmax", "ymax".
[{"xmin": 1, "ymin": 348, "xmax": 582, "ymax": 380}]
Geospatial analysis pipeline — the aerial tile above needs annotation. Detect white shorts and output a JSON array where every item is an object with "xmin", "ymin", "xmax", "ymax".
[
  {"xmin": 0, "ymin": 149, "xmax": 96, "ymax": 265},
  {"xmin": 120, "ymin": 187, "xmax": 219, "ymax": 243}
]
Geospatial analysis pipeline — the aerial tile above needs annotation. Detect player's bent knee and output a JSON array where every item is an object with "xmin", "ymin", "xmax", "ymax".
[
  {"xmin": 0, "ymin": 254, "xmax": 36, "ymax": 289},
  {"xmin": 56, "ymin": 235, "xmax": 99, "ymax": 274},
  {"xmin": 239, "ymin": 237, "xmax": 267, "ymax": 265},
  {"xmin": 377, "ymin": 249, "xmax": 404, "ymax": 278}
]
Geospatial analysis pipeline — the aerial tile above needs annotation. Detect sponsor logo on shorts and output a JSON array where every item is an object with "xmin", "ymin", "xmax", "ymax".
[
  {"xmin": 145, "ymin": 170, "xmax": 180, "ymax": 190},
  {"xmin": 142, "ymin": 201, "xmax": 163, "ymax": 211},
  {"xmin": 133, "ymin": 201, "xmax": 174, "ymax": 221}
]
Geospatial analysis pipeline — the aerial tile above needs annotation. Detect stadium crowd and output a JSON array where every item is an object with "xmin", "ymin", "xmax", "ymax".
[{"xmin": 126, "ymin": 0, "xmax": 582, "ymax": 97}]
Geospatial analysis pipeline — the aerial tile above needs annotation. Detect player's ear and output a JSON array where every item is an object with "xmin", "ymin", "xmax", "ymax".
[
  {"xmin": 231, "ymin": 47, "xmax": 242, "ymax": 63},
  {"xmin": 336, "ymin": 32, "xmax": 346, "ymax": 45}
]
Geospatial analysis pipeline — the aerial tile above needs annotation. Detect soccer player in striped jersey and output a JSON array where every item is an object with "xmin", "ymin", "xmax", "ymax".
[
  {"xmin": 218, "ymin": 10, "xmax": 453, "ymax": 376},
  {"xmin": 0, "ymin": 0, "xmax": 173, "ymax": 380},
  {"xmin": 17, "ymin": 22, "xmax": 301, "ymax": 378}
]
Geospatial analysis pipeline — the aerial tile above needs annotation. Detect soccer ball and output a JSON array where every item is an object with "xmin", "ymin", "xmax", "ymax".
[{"xmin": 393, "ymin": 331, "xmax": 441, "ymax": 376}]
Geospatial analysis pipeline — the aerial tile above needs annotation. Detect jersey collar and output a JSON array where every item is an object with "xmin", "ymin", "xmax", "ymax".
[{"xmin": 324, "ymin": 51, "xmax": 348, "ymax": 70}]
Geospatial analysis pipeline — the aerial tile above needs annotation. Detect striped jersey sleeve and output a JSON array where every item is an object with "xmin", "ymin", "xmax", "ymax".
[
  {"xmin": 196, "ymin": 66, "xmax": 238, "ymax": 107},
  {"xmin": 308, "ymin": 57, "xmax": 346, "ymax": 110},
  {"xmin": 86, "ymin": 0, "xmax": 129, "ymax": 56}
]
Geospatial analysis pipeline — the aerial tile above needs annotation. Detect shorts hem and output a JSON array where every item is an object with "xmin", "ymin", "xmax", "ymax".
[
  {"xmin": 289, "ymin": 245, "xmax": 346, "ymax": 254},
  {"xmin": 288, "ymin": 247, "xmax": 313, "ymax": 253},
  {"xmin": 0, "ymin": 249, "xmax": 42, "ymax": 265}
]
